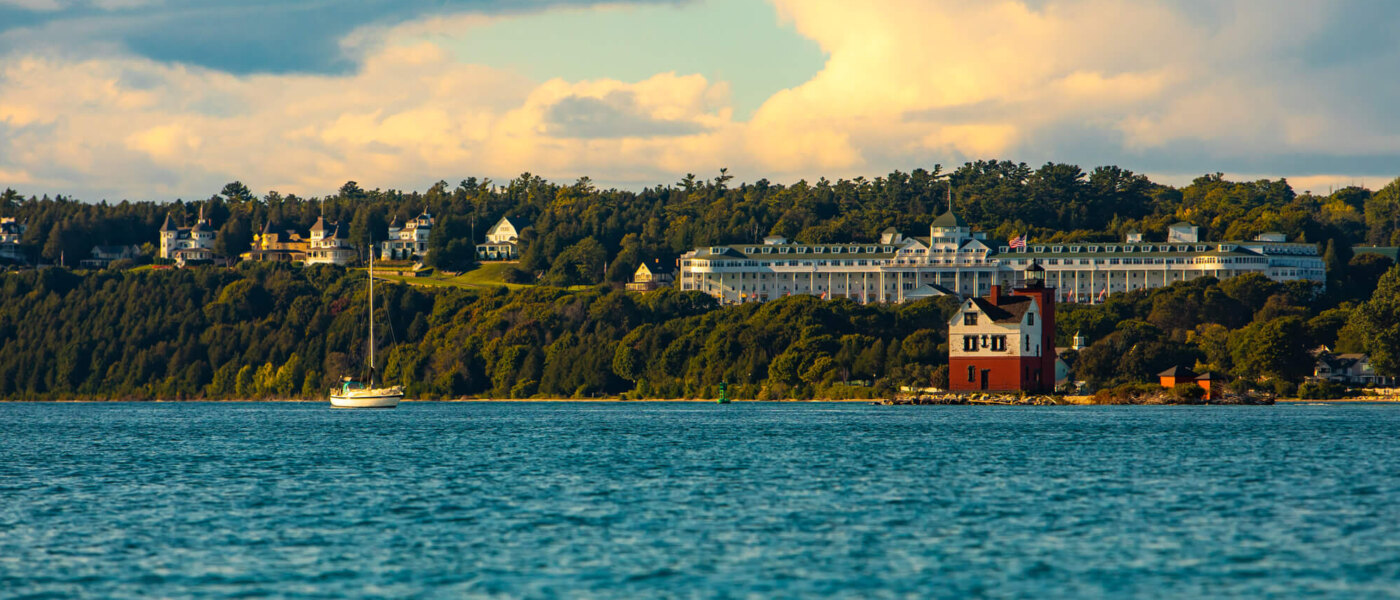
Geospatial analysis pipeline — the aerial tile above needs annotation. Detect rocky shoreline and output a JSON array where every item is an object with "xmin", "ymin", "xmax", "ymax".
[{"xmin": 881, "ymin": 391, "xmax": 1276, "ymax": 406}]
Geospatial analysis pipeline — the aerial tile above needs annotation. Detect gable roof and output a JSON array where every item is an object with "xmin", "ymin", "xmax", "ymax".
[
  {"xmin": 906, "ymin": 283, "xmax": 955, "ymax": 297},
  {"xmin": 492, "ymin": 215, "xmax": 528, "ymax": 232},
  {"xmin": 1157, "ymin": 366, "xmax": 1197, "ymax": 378},
  {"xmin": 967, "ymin": 295, "xmax": 1036, "ymax": 324}
]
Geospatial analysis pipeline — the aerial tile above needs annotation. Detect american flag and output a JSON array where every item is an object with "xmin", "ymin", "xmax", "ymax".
[{"xmin": 1009, "ymin": 235, "xmax": 1027, "ymax": 249}]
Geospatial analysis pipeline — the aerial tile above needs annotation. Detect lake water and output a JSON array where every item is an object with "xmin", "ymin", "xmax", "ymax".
[{"xmin": 3, "ymin": 401, "xmax": 1399, "ymax": 598}]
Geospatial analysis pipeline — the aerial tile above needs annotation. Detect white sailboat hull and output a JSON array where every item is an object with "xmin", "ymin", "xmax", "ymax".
[{"xmin": 329, "ymin": 388, "xmax": 403, "ymax": 409}]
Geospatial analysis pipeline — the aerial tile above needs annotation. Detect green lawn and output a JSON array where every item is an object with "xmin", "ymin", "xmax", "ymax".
[{"xmin": 372, "ymin": 262, "xmax": 531, "ymax": 290}]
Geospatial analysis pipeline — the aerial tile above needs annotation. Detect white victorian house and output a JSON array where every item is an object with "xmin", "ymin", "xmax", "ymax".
[
  {"xmin": 304, "ymin": 216, "xmax": 358, "ymax": 266},
  {"xmin": 159, "ymin": 205, "xmax": 217, "ymax": 266},
  {"xmin": 381, "ymin": 210, "xmax": 434, "ymax": 260}
]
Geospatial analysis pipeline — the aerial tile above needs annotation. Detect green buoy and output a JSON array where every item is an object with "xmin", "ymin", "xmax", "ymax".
[{"xmin": 718, "ymin": 381, "xmax": 731, "ymax": 404}]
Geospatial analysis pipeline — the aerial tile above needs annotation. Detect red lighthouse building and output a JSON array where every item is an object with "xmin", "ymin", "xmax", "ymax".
[{"xmin": 947, "ymin": 264, "xmax": 1056, "ymax": 393}]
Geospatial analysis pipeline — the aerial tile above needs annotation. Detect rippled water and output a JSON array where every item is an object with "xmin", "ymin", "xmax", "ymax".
[{"xmin": 3, "ymin": 402, "xmax": 1400, "ymax": 598}]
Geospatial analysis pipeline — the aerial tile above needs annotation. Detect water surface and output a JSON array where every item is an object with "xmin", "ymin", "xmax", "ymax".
[{"xmin": 2, "ymin": 402, "xmax": 1398, "ymax": 598}]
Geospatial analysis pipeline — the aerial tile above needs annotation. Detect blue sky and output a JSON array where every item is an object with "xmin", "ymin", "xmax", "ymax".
[{"xmin": 1, "ymin": 0, "xmax": 1398, "ymax": 200}]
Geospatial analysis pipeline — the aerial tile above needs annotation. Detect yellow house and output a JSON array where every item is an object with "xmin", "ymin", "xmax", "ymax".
[{"xmin": 626, "ymin": 260, "xmax": 675, "ymax": 292}]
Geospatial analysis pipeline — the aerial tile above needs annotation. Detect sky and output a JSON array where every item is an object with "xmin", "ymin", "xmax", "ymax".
[{"xmin": 1, "ymin": 0, "xmax": 1398, "ymax": 201}]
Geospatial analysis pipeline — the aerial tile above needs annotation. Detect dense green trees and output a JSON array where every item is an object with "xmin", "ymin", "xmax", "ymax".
[
  {"xmin": 0, "ymin": 266, "xmax": 961, "ymax": 400},
  {"xmin": 8, "ymin": 169, "xmax": 1397, "ymax": 284},
  {"xmin": 1342, "ymin": 266, "xmax": 1400, "ymax": 375},
  {"xmin": 1062, "ymin": 262, "xmax": 1400, "ymax": 388},
  {"xmin": 4, "ymin": 167, "xmax": 1400, "ymax": 398},
  {"xmin": 426, "ymin": 215, "xmax": 476, "ymax": 271}
]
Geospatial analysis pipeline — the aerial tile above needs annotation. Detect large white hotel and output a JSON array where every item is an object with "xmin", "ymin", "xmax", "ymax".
[{"xmin": 677, "ymin": 210, "xmax": 1325, "ymax": 304}]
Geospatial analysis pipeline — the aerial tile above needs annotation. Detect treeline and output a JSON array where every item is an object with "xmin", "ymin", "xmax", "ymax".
[
  {"xmin": 4, "ymin": 257, "xmax": 1400, "ymax": 400},
  {"xmin": 5, "ymin": 166, "xmax": 1400, "ymax": 286},
  {"xmin": 0, "ymin": 264, "xmax": 958, "ymax": 400},
  {"xmin": 1061, "ymin": 260, "xmax": 1400, "ymax": 394}
]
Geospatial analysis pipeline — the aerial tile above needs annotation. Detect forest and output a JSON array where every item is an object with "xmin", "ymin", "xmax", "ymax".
[
  {"xmin": 1, "ymin": 261, "xmax": 1398, "ymax": 400},
  {"xmin": 2, "ymin": 163, "xmax": 1400, "ymax": 399}
]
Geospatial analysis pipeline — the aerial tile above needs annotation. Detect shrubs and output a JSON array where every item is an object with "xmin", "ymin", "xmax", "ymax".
[
  {"xmin": 1091, "ymin": 383, "xmax": 1165, "ymax": 404},
  {"xmin": 1297, "ymin": 380, "xmax": 1349, "ymax": 399},
  {"xmin": 1272, "ymin": 379, "xmax": 1298, "ymax": 398},
  {"xmin": 1170, "ymin": 382, "xmax": 1206, "ymax": 401},
  {"xmin": 503, "ymin": 267, "xmax": 535, "ymax": 284}
]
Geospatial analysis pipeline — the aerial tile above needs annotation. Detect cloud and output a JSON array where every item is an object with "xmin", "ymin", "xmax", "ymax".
[
  {"xmin": 2, "ymin": 0, "xmax": 1399, "ymax": 201},
  {"xmin": 0, "ymin": 0, "xmax": 683, "ymax": 75},
  {"xmin": 746, "ymin": 0, "xmax": 1400, "ymax": 181},
  {"xmin": 0, "ymin": 27, "xmax": 736, "ymax": 199}
]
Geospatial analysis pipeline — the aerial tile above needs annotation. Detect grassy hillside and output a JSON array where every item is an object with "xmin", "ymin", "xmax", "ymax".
[{"xmin": 372, "ymin": 262, "xmax": 531, "ymax": 290}]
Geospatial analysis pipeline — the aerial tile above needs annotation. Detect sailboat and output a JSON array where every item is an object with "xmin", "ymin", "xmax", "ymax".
[{"xmin": 330, "ymin": 241, "xmax": 404, "ymax": 409}]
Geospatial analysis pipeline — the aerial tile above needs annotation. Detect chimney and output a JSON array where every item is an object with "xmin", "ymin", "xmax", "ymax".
[{"xmin": 989, "ymin": 284, "xmax": 1002, "ymax": 305}]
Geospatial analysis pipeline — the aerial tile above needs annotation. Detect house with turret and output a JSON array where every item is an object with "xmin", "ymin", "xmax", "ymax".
[
  {"xmin": 382, "ymin": 210, "xmax": 433, "ymax": 260},
  {"xmin": 241, "ymin": 216, "xmax": 356, "ymax": 266},
  {"xmin": 158, "ymin": 206, "xmax": 217, "ymax": 266},
  {"xmin": 305, "ymin": 217, "xmax": 357, "ymax": 266}
]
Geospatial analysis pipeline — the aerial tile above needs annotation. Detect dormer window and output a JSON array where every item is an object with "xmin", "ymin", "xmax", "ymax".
[{"xmin": 1070, "ymin": 246, "xmax": 1081, "ymax": 253}]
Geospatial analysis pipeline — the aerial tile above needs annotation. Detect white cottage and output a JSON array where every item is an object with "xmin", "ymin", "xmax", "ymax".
[{"xmin": 477, "ymin": 216, "xmax": 528, "ymax": 260}]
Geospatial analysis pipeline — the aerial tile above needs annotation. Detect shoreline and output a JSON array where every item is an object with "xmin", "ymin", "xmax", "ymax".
[
  {"xmin": 7, "ymin": 396, "xmax": 1400, "ymax": 404},
  {"xmin": 0, "ymin": 398, "xmax": 875, "ymax": 403}
]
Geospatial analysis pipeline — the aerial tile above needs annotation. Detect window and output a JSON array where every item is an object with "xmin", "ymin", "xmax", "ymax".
[
  {"xmin": 967, "ymin": 365, "xmax": 976, "ymax": 382},
  {"xmin": 963, "ymin": 335, "xmax": 977, "ymax": 351},
  {"xmin": 991, "ymin": 336, "xmax": 1006, "ymax": 351},
  {"xmin": 963, "ymin": 313, "xmax": 978, "ymax": 326},
  {"xmin": 1027, "ymin": 313, "xmax": 1034, "ymax": 326}
]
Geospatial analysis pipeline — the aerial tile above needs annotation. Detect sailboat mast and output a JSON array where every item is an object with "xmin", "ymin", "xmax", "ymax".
[{"xmin": 368, "ymin": 236, "xmax": 374, "ymax": 382}]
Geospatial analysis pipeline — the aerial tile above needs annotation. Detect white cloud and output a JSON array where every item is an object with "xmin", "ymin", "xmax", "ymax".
[{"xmin": 1, "ymin": 0, "xmax": 1398, "ymax": 200}]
